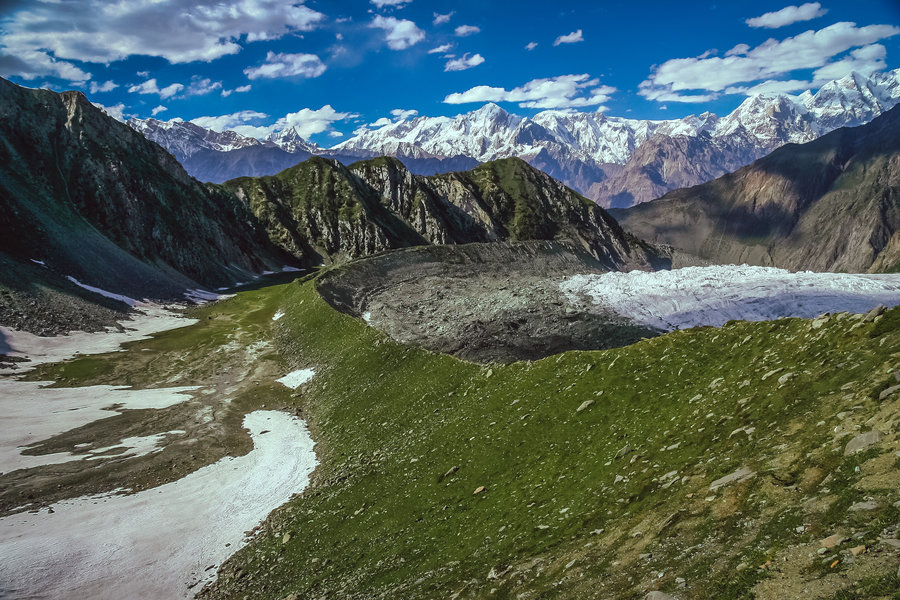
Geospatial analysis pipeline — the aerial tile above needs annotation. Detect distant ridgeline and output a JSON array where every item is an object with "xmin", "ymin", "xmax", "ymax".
[{"xmin": 613, "ymin": 103, "xmax": 900, "ymax": 274}]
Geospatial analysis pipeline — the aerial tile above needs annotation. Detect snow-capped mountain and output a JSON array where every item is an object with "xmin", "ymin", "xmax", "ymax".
[
  {"xmin": 333, "ymin": 69, "xmax": 900, "ymax": 207},
  {"xmin": 128, "ymin": 69, "xmax": 900, "ymax": 207},
  {"xmin": 126, "ymin": 117, "xmax": 265, "ymax": 163}
]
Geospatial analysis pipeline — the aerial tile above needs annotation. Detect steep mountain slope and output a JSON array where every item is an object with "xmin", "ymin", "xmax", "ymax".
[
  {"xmin": 226, "ymin": 156, "xmax": 665, "ymax": 270},
  {"xmin": 613, "ymin": 104, "xmax": 900, "ymax": 273},
  {"xmin": 0, "ymin": 77, "xmax": 289, "ymax": 306}
]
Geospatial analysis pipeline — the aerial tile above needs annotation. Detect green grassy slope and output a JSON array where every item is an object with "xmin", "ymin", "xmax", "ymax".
[{"xmin": 23, "ymin": 276, "xmax": 900, "ymax": 599}]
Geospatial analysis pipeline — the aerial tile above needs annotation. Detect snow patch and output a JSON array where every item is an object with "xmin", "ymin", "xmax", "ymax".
[
  {"xmin": 281, "ymin": 266, "xmax": 303, "ymax": 273},
  {"xmin": 0, "ymin": 306, "xmax": 196, "ymax": 374},
  {"xmin": 272, "ymin": 310, "xmax": 285, "ymax": 321},
  {"xmin": 560, "ymin": 265, "xmax": 900, "ymax": 331},
  {"xmin": 0, "ymin": 381, "xmax": 198, "ymax": 474},
  {"xmin": 184, "ymin": 288, "xmax": 233, "ymax": 303},
  {"xmin": 29, "ymin": 259, "xmax": 45, "ymax": 266},
  {"xmin": 65, "ymin": 276, "xmax": 140, "ymax": 306},
  {"xmin": 0, "ymin": 410, "xmax": 317, "ymax": 599},
  {"xmin": 276, "ymin": 368, "xmax": 315, "ymax": 389}
]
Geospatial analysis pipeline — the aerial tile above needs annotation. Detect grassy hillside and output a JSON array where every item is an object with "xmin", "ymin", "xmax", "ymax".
[{"xmin": 23, "ymin": 272, "xmax": 900, "ymax": 599}]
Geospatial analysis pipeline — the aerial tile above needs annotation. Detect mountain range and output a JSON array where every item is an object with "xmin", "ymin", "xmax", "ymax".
[
  {"xmin": 130, "ymin": 70, "xmax": 900, "ymax": 208},
  {"xmin": 0, "ymin": 76, "xmax": 661, "ymax": 315},
  {"xmin": 613, "ymin": 102, "xmax": 900, "ymax": 273}
]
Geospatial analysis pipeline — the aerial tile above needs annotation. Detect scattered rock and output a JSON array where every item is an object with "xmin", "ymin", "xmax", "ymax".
[
  {"xmin": 645, "ymin": 590, "xmax": 676, "ymax": 600},
  {"xmin": 473, "ymin": 486, "xmax": 486, "ymax": 495},
  {"xmin": 615, "ymin": 444, "xmax": 632, "ymax": 459},
  {"xmin": 282, "ymin": 532, "xmax": 291, "ymax": 544},
  {"xmin": 820, "ymin": 533, "xmax": 848, "ymax": 549},
  {"xmin": 576, "ymin": 400, "xmax": 594, "ymax": 413},
  {"xmin": 843, "ymin": 430, "xmax": 883, "ymax": 455},
  {"xmin": 709, "ymin": 467, "xmax": 755, "ymax": 491},
  {"xmin": 863, "ymin": 305, "xmax": 886, "ymax": 322},
  {"xmin": 848, "ymin": 500, "xmax": 879, "ymax": 512},
  {"xmin": 777, "ymin": 372, "xmax": 794, "ymax": 386},
  {"xmin": 879, "ymin": 384, "xmax": 900, "ymax": 401},
  {"xmin": 879, "ymin": 538, "xmax": 900, "ymax": 549},
  {"xmin": 850, "ymin": 545, "xmax": 866, "ymax": 556}
]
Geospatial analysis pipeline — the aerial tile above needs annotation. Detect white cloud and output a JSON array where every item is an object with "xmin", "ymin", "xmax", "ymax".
[
  {"xmin": 812, "ymin": 43, "xmax": 888, "ymax": 82},
  {"xmin": 0, "ymin": 0, "xmax": 326, "ymax": 83},
  {"xmin": 428, "ymin": 43, "xmax": 453, "ymax": 54},
  {"xmin": 639, "ymin": 21, "xmax": 900, "ymax": 102},
  {"xmin": 91, "ymin": 101, "xmax": 126, "ymax": 122},
  {"xmin": 525, "ymin": 42, "xmax": 538, "ymax": 51},
  {"xmin": 191, "ymin": 110, "xmax": 269, "ymax": 132},
  {"xmin": 244, "ymin": 51, "xmax": 326, "ymax": 79},
  {"xmin": 151, "ymin": 105, "xmax": 168, "ymax": 116},
  {"xmin": 433, "ymin": 11, "xmax": 454, "ymax": 25},
  {"xmin": 183, "ymin": 77, "xmax": 222, "ymax": 97},
  {"xmin": 746, "ymin": 3, "xmax": 827, "ymax": 29},
  {"xmin": 221, "ymin": 84, "xmax": 252, "ymax": 97},
  {"xmin": 444, "ymin": 74, "xmax": 615, "ymax": 109},
  {"xmin": 454, "ymin": 25, "xmax": 480, "ymax": 37},
  {"xmin": 370, "ymin": 15, "xmax": 425, "ymax": 50},
  {"xmin": 553, "ymin": 29, "xmax": 584, "ymax": 46},
  {"xmin": 128, "ymin": 78, "xmax": 184, "ymax": 99},
  {"xmin": 276, "ymin": 105, "xmax": 358, "ymax": 138},
  {"xmin": 371, "ymin": 0, "xmax": 411, "ymax": 7},
  {"xmin": 444, "ymin": 53, "xmax": 485, "ymax": 72},
  {"xmin": 89, "ymin": 80, "xmax": 118, "ymax": 94},
  {"xmin": 390, "ymin": 108, "xmax": 418, "ymax": 120},
  {"xmin": 723, "ymin": 79, "xmax": 812, "ymax": 95},
  {"xmin": 328, "ymin": 130, "xmax": 344, "ymax": 137},
  {"xmin": 369, "ymin": 117, "xmax": 393, "ymax": 128}
]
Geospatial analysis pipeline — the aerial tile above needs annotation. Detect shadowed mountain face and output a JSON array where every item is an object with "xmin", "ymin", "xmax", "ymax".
[
  {"xmin": 226, "ymin": 155, "xmax": 669, "ymax": 271},
  {"xmin": 0, "ymin": 77, "xmax": 290, "ymax": 300},
  {"xmin": 613, "ymin": 104, "xmax": 900, "ymax": 273}
]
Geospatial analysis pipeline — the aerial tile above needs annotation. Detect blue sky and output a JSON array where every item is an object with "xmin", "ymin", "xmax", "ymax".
[{"xmin": 1, "ymin": 0, "xmax": 899, "ymax": 146}]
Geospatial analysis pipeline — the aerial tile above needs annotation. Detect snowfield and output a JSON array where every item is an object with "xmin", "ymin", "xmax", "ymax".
[
  {"xmin": 0, "ymin": 410, "xmax": 317, "ymax": 600},
  {"xmin": 560, "ymin": 265, "xmax": 900, "ymax": 331}
]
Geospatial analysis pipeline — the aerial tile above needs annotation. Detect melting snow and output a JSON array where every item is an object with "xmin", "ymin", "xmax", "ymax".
[
  {"xmin": 560, "ymin": 265, "xmax": 900, "ymax": 331},
  {"xmin": 0, "ymin": 381, "xmax": 198, "ymax": 474},
  {"xmin": 276, "ymin": 368, "xmax": 315, "ymax": 389},
  {"xmin": 65, "ymin": 276, "xmax": 140, "ymax": 306},
  {"xmin": 272, "ymin": 310, "xmax": 285, "ymax": 321},
  {"xmin": 0, "ymin": 410, "xmax": 317, "ymax": 599}
]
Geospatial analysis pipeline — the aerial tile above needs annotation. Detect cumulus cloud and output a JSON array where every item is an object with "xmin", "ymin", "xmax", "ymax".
[
  {"xmin": 370, "ymin": 15, "xmax": 425, "ymax": 50},
  {"xmin": 191, "ymin": 110, "xmax": 269, "ymax": 132},
  {"xmin": 390, "ymin": 108, "xmax": 418, "ymax": 120},
  {"xmin": 128, "ymin": 78, "xmax": 184, "ymax": 99},
  {"xmin": 428, "ymin": 43, "xmax": 453, "ymax": 54},
  {"xmin": 639, "ymin": 21, "xmax": 900, "ymax": 102},
  {"xmin": 0, "ymin": 0, "xmax": 326, "ymax": 83},
  {"xmin": 454, "ymin": 25, "xmax": 480, "ymax": 37},
  {"xmin": 525, "ymin": 42, "xmax": 538, "ymax": 51},
  {"xmin": 151, "ymin": 105, "xmax": 168, "ymax": 116},
  {"xmin": 746, "ymin": 3, "xmax": 827, "ymax": 29},
  {"xmin": 89, "ymin": 80, "xmax": 118, "ymax": 94},
  {"xmin": 221, "ymin": 84, "xmax": 252, "ymax": 97},
  {"xmin": 444, "ymin": 53, "xmax": 485, "ymax": 72},
  {"xmin": 328, "ymin": 130, "xmax": 344, "ymax": 137},
  {"xmin": 444, "ymin": 74, "xmax": 615, "ymax": 109},
  {"xmin": 371, "ymin": 0, "xmax": 411, "ymax": 7},
  {"xmin": 553, "ymin": 29, "xmax": 584, "ymax": 46},
  {"xmin": 244, "ymin": 51, "xmax": 326, "ymax": 79},
  {"xmin": 812, "ymin": 43, "xmax": 888, "ymax": 82},
  {"xmin": 91, "ymin": 102, "xmax": 126, "ymax": 122},
  {"xmin": 433, "ymin": 12, "xmax": 454, "ymax": 25},
  {"xmin": 369, "ymin": 117, "xmax": 393, "ymax": 128},
  {"xmin": 183, "ymin": 77, "xmax": 222, "ymax": 97},
  {"xmin": 723, "ymin": 79, "xmax": 812, "ymax": 95}
]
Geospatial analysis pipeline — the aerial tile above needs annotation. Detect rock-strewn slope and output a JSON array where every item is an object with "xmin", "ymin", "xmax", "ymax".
[
  {"xmin": 613, "ymin": 104, "xmax": 900, "ymax": 273},
  {"xmin": 227, "ymin": 156, "xmax": 667, "ymax": 270}
]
